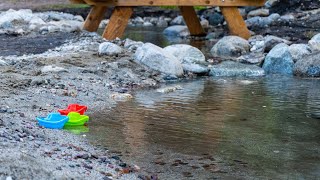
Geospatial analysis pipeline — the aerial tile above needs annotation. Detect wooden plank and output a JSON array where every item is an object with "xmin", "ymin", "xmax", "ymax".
[
  {"xmin": 83, "ymin": 6, "xmax": 108, "ymax": 32},
  {"xmin": 220, "ymin": 6, "xmax": 251, "ymax": 39},
  {"xmin": 83, "ymin": 0, "xmax": 266, "ymax": 7},
  {"xmin": 103, "ymin": 7, "xmax": 133, "ymax": 40},
  {"xmin": 179, "ymin": 6, "xmax": 206, "ymax": 36}
]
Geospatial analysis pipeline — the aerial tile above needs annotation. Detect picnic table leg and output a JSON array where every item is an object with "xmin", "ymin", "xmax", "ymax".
[
  {"xmin": 83, "ymin": 6, "xmax": 108, "ymax": 32},
  {"xmin": 103, "ymin": 7, "xmax": 133, "ymax": 40},
  {"xmin": 179, "ymin": 6, "xmax": 206, "ymax": 36},
  {"xmin": 220, "ymin": 7, "xmax": 251, "ymax": 39}
]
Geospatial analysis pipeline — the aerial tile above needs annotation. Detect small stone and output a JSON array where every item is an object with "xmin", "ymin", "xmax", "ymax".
[
  {"xmin": 99, "ymin": 42, "xmax": 123, "ymax": 56},
  {"xmin": 247, "ymin": 8, "xmax": 269, "ymax": 18}
]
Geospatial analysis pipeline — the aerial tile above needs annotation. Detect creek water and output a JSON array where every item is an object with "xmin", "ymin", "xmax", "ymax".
[{"xmin": 88, "ymin": 27, "xmax": 320, "ymax": 179}]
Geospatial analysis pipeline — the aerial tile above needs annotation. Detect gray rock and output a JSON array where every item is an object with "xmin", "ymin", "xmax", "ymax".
[
  {"xmin": 237, "ymin": 53, "xmax": 265, "ymax": 65},
  {"xmin": 0, "ymin": 59, "xmax": 7, "ymax": 66},
  {"xmin": 134, "ymin": 43, "xmax": 184, "ymax": 77},
  {"xmin": 143, "ymin": 22, "xmax": 153, "ymax": 27},
  {"xmin": 265, "ymin": 0, "xmax": 279, "ymax": 8},
  {"xmin": 208, "ymin": 12, "xmax": 224, "ymax": 26},
  {"xmin": 247, "ymin": 8, "xmax": 270, "ymax": 18},
  {"xmin": 124, "ymin": 38, "xmax": 144, "ymax": 52},
  {"xmin": 246, "ymin": 13, "xmax": 280, "ymax": 28},
  {"xmin": 163, "ymin": 25, "xmax": 190, "ymax": 37},
  {"xmin": 29, "ymin": 17, "xmax": 46, "ymax": 25},
  {"xmin": 0, "ymin": 9, "xmax": 34, "ymax": 29},
  {"xmin": 164, "ymin": 44, "xmax": 205, "ymax": 64},
  {"xmin": 132, "ymin": 16, "xmax": 144, "ymax": 24},
  {"xmin": 210, "ymin": 36, "xmax": 250, "ymax": 59},
  {"xmin": 209, "ymin": 61, "xmax": 265, "ymax": 77},
  {"xmin": 48, "ymin": 20, "xmax": 83, "ymax": 32},
  {"xmin": 170, "ymin": 16, "xmax": 185, "ymax": 25},
  {"xmin": 280, "ymin": 14, "xmax": 295, "ymax": 22},
  {"xmin": 205, "ymin": 31, "xmax": 223, "ymax": 40},
  {"xmin": 41, "ymin": 65, "xmax": 67, "ymax": 73},
  {"xmin": 182, "ymin": 64, "xmax": 209, "ymax": 74},
  {"xmin": 262, "ymin": 43, "xmax": 294, "ymax": 75},
  {"xmin": 308, "ymin": 33, "xmax": 320, "ymax": 52},
  {"xmin": 156, "ymin": 18, "xmax": 168, "ymax": 27},
  {"xmin": 294, "ymin": 52, "xmax": 320, "ymax": 77},
  {"xmin": 288, "ymin": 44, "xmax": 312, "ymax": 62},
  {"xmin": 99, "ymin": 42, "xmax": 123, "ymax": 55},
  {"xmin": 264, "ymin": 35, "xmax": 291, "ymax": 51},
  {"xmin": 164, "ymin": 44, "xmax": 207, "ymax": 74}
]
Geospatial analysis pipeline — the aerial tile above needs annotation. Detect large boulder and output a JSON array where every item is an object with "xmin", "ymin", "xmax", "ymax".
[
  {"xmin": 308, "ymin": 33, "xmax": 320, "ymax": 52},
  {"xmin": 209, "ymin": 61, "xmax": 265, "ymax": 77},
  {"xmin": 99, "ymin": 42, "xmax": 123, "ymax": 56},
  {"xmin": 163, "ymin": 25, "xmax": 190, "ymax": 37},
  {"xmin": 288, "ymin": 44, "xmax": 312, "ymax": 62},
  {"xmin": 262, "ymin": 43, "xmax": 294, "ymax": 75},
  {"xmin": 134, "ymin": 43, "xmax": 184, "ymax": 77},
  {"xmin": 294, "ymin": 52, "xmax": 320, "ymax": 77},
  {"xmin": 164, "ymin": 44, "xmax": 208, "ymax": 74},
  {"xmin": 210, "ymin": 36, "xmax": 250, "ymax": 59}
]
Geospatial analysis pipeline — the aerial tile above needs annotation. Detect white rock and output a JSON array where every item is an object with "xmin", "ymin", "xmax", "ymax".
[
  {"xmin": 164, "ymin": 44, "xmax": 205, "ymax": 64},
  {"xmin": 308, "ymin": 33, "xmax": 320, "ymax": 52},
  {"xmin": 170, "ymin": 16, "xmax": 185, "ymax": 25},
  {"xmin": 247, "ymin": 8, "xmax": 270, "ymax": 18},
  {"xmin": 143, "ymin": 22, "xmax": 153, "ymax": 27},
  {"xmin": 29, "ymin": 17, "xmax": 46, "ymax": 25},
  {"xmin": 99, "ymin": 42, "xmax": 123, "ymax": 55},
  {"xmin": 41, "ymin": 65, "xmax": 67, "ymax": 73}
]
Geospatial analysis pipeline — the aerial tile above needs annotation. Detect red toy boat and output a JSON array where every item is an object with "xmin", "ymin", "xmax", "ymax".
[{"xmin": 58, "ymin": 104, "xmax": 88, "ymax": 115}]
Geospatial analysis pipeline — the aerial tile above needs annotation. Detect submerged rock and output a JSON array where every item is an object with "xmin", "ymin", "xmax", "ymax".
[
  {"xmin": 134, "ymin": 43, "xmax": 184, "ymax": 77},
  {"xmin": 163, "ymin": 25, "xmax": 190, "ymax": 37},
  {"xmin": 156, "ymin": 85, "xmax": 183, "ymax": 93},
  {"xmin": 262, "ymin": 43, "xmax": 294, "ymax": 75},
  {"xmin": 209, "ymin": 61, "xmax": 265, "ymax": 77},
  {"xmin": 308, "ymin": 33, "xmax": 320, "ymax": 52},
  {"xmin": 210, "ymin": 36, "xmax": 250, "ymax": 59},
  {"xmin": 294, "ymin": 52, "xmax": 320, "ymax": 77},
  {"xmin": 288, "ymin": 44, "xmax": 312, "ymax": 62},
  {"xmin": 110, "ymin": 93, "xmax": 133, "ymax": 101},
  {"xmin": 99, "ymin": 42, "xmax": 123, "ymax": 56}
]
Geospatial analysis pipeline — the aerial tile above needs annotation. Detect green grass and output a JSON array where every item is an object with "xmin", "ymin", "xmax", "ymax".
[{"xmin": 39, "ymin": 4, "xmax": 89, "ymax": 10}]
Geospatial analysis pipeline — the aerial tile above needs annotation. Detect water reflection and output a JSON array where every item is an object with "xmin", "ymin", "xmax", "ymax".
[{"xmin": 88, "ymin": 77, "xmax": 320, "ymax": 179}]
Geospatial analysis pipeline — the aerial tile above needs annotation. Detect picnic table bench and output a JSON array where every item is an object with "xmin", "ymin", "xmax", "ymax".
[{"xmin": 70, "ymin": 0, "xmax": 266, "ymax": 40}]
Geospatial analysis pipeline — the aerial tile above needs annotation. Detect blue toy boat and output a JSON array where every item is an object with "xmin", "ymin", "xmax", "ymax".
[{"xmin": 37, "ymin": 113, "xmax": 69, "ymax": 129}]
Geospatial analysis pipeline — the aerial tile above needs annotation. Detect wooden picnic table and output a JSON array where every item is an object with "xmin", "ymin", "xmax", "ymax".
[{"xmin": 70, "ymin": 0, "xmax": 266, "ymax": 40}]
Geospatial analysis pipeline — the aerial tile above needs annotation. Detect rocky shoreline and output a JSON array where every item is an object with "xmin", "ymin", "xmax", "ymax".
[{"xmin": 1, "ymin": 0, "xmax": 320, "ymax": 179}]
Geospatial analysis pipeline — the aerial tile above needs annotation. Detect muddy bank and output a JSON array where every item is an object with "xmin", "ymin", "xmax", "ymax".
[{"xmin": 0, "ymin": 32, "xmax": 166, "ymax": 179}]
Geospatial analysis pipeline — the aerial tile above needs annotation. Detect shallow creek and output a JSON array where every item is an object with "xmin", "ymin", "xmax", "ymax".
[
  {"xmin": 90, "ymin": 27, "xmax": 320, "ymax": 179},
  {"xmin": 85, "ymin": 76, "xmax": 320, "ymax": 179}
]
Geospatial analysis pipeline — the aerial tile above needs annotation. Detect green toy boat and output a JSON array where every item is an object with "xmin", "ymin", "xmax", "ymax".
[{"xmin": 65, "ymin": 112, "xmax": 89, "ymax": 126}]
